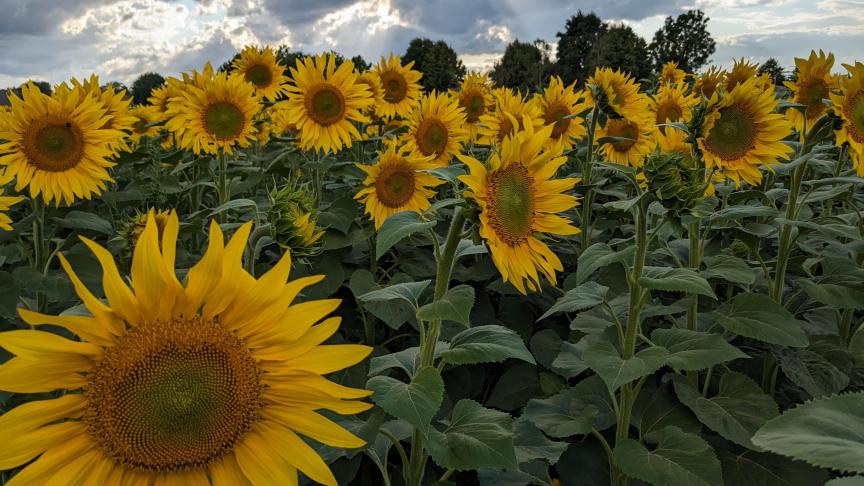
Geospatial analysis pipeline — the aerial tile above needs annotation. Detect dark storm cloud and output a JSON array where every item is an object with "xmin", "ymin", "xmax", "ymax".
[{"xmin": 0, "ymin": 0, "xmax": 119, "ymax": 34}]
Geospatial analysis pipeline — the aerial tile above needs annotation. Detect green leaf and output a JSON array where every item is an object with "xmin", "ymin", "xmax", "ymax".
[
  {"xmin": 551, "ymin": 335, "xmax": 597, "ymax": 378},
  {"xmin": 672, "ymin": 372, "xmax": 779, "ymax": 448},
  {"xmin": 824, "ymin": 477, "xmax": 864, "ymax": 486},
  {"xmin": 719, "ymin": 449, "xmax": 830, "ymax": 486},
  {"xmin": 375, "ymin": 211, "xmax": 436, "ymax": 260},
  {"xmin": 427, "ymin": 399, "xmax": 519, "ymax": 471},
  {"xmin": 442, "ymin": 325, "xmax": 535, "ymax": 365},
  {"xmin": 714, "ymin": 293, "xmax": 809, "ymax": 347},
  {"xmin": 523, "ymin": 387, "xmax": 598, "ymax": 438},
  {"xmin": 583, "ymin": 342, "xmax": 668, "ymax": 392},
  {"xmin": 639, "ymin": 267, "xmax": 716, "ymax": 298},
  {"xmin": 631, "ymin": 381, "xmax": 701, "ymax": 442},
  {"xmin": 651, "ymin": 328, "xmax": 748, "ymax": 371},
  {"xmin": 208, "ymin": 198, "xmax": 257, "ymax": 217},
  {"xmin": 357, "ymin": 280, "xmax": 430, "ymax": 309},
  {"xmin": 798, "ymin": 279, "xmax": 864, "ymax": 309},
  {"xmin": 709, "ymin": 205, "xmax": 778, "ymax": 221},
  {"xmin": 614, "ymin": 426, "xmax": 724, "ymax": 486},
  {"xmin": 701, "ymin": 255, "xmax": 756, "ymax": 285},
  {"xmin": 368, "ymin": 343, "xmax": 447, "ymax": 376},
  {"xmin": 367, "ymin": 367, "xmax": 444, "ymax": 436},
  {"xmin": 775, "ymin": 347, "xmax": 849, "ymax": 398},
  {"xmin": 417, "ymin": 285, "xmax": 475, "ymax": 326},
  {"xmin": 54, "ymin": 210, "xmax": 113, "ymax": 235},
  {"xmin": 539, "ymin": 282, "xmax": 608, "ymax": 320},
  {"xmin": 576, "ymin": 243, "xmax": 635, "ymax": 284},
  {"xmin": 752, "ymin": 391, "xmax": 864, "ymax": 474},
  {"xmin": 486, "ymin": 363, "xmax": 541, "ymax": 412},
  {"xmin": 349, "ymin": 270, "xmax": 415, "ymax": 330},
  {"xmin": 512, "ymin": 417, "xmax": 568, "ymax": 464}
]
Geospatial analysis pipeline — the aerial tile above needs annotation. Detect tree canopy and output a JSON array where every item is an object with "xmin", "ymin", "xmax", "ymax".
[
  {"xmin": 649, "ymin": 10, "xmax": 716, "ymax": 73},
  {"xmin": 403, "ymin": 38, "xmax": 466, "ymax": 92},
  {"xmin": 555, "ymin": 11, "xmax": 607, "ymax": 85},
  {"xmin": 131, "ymin": 72, "xmax": 165, "ymax": 105},
  {"xmin": 758, "ymin": 58, "xmax": 787, "ymax": 85},
  {"xmin": 490, "ymin": 39, "xmax": 554, "ymax": 93},
  {"xmin": 587, "ymin": 24, "xmax": 652, "ymax": 81}
]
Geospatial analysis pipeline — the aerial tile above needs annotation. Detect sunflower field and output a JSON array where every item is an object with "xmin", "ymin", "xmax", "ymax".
[{"xmin": 0, "ymin": 46, "xmax": 863, "ymax": 486}]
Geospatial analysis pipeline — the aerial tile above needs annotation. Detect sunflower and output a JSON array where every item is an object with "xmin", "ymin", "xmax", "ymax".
[
  {"xmin": 725, "ymin": 58, "xmax": 759, "ymax": 92},
  {"xmin": 72, "ymin": 75, "xmax": 137, "ymax": 134},
  {"xmin": 374, "ymin": 54, "xmax": 423, "ymax": 119},
  {"xmin": 165, "ymin": 71, "xmax": 260, "ymax": 155},
  {"xmin": 148, "ymin": 80, "xmax": 180, "ymax": 115},
  {"xmin": 128, "ymin": 106, "xmax": 162, "ymax": 145},
  {"xmin": 283, "ymin": 53, "xmax": 372, "ymax": 153},
  {"xmin": 364, "ymin": 117, "xmax": 406, "ymax": 142},
  {"xmin": 651, "ymin": 83, "xmax": 698, "ymax": 145},
  {"xmin": 830, "ymin": 61, "xmax": 864, "ymax": 175},
  {"xmin": 659, "ymin": 61, "xmax": 687, "ymax": 86},
  {"xmin": 0, "ymin": 210, "xmax": 372, "ymax": 485},
  {"xmin": 694, "ymin": 66, "xmax": 725, "ymax": 100},
  {"xmin": 697, "ymin": 77, "xmax": 793, "ymax": 186},
  {"xmin": 401, "ymin": 91, "xmax": 467, "ymax": 166},
  {"xmin": 657, "ymin": 125, "xmax": 691, "ymax": 157},
  {"xmin": 269, "ymin": 101, "xmax": 297, "ymax": 137},
  {"xmin": 232, "ymin": 46, "xmax": 290, "ymax": 102},
  {"xmin": 477, "ymin": 88, "xmax": 543, "ymax": 146},
  {"xmin": 531, "ymin": 76, "xmax": 587, "ymax": 151},
  {"xmin": 119, "ymin": 208, "xmax": 173, "ymax": 251},
  {"xmin": 355, "ymin": 70, "xmax": 386, "ymax": 115},
  {"xmin": 355, "ymin": 144, "xmax": 444, "ymax": 229},
  {"xmin": 585, "ymin": 67, "xmax": 649, "ymax": 119},
  {"xmin": 269, "ymin": 185, "xmax": 325, "ymax": 255},
  {"xmin": 455, "ymin": 73, "xmax": 494, "ymax": 141},
  {"xmin": 596, "ymin": 112, "xmax": 657, "ymax": 167},
  {"xmin": 784, "ymin": 50, "xmax": 835, "ymax": 134},
  {"xmin": 458, "ymin": 120, "xmax": 580, "ymax": 294},
  {"xmin": 0, "ymin": 192, "xmax": 23, "ymax": 231},
  {"xmin": 0, "ymin": 82, "xmax": 124, "ymax": 205}
]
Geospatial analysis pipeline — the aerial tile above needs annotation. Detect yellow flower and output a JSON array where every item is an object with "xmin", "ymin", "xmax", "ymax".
[
  {"xmin": 531, "ymin": 76, "xmax": 587, "ymax": 152},
  {"xmin": 120, "ymin": 208, "xmax": 172, "ymax": 251},
  {"xmin": 0, "ymin": 192, "xmax": 23, "ymax": 231},
  {"xmin": 725, "ymin": 58, "xmax": 759, "ymax": 92},
  {"xmin": 0, "ymin": 210, "xmax": 371, "ymax": 485},
  {"xmin": 478, "ymin": 88, "xmax": 543, "ymax": 146},
  {"xmin": 165, "ymin": 70, "xmax": 261, "ymax": 155},
  {"xmin": 596, "ymin": 111, "xmax": 657, "ymax": 167},
  {"xmin": 830, "ymin": 61, "xmax": 864, "ymax": 175},
  {"xmin": 698, "ymin": 78, "xmax": 794, "ymax": 186},
  {"xmin": 785, "ymin": 50, "xmax": 835, "ymax": 134},
  {"xmin": 694, "ymin": 66, "xmax": 725, "ymax": 100},
  {"xmin": 459, "ymin": 119, "xmax": 580, "ymax": 294},
  {"xmin": 356, "ymin": 70, "xmax": 386, "ymax": 115},
  {"xmin": 269, "ymin": 101, "xmax": 297, "ymax": 137},
  {"xmin": 128, "ymin": 105, "xmax": 162, "ymax": 145},
  {"xmin": 651, "ymin": 83, "xmax": 698, "ymax": 149},
  {"xmin": 401, "ymin": 91, "xmax": 468, "ymax": 166},
  {"xmin": 70, "ymin": 75, "xmax": 137, "ymax": 135},
  {"xmin": 455, "ymin": 72, "xmax": 494, "ymax": 141},
  {"xmin": 0, "ymin": 82, "xmax": 124, "ymax": 205},
  {"xmin": 284, "ymin": 53, "xmax": 372, "ymax": 153},
  {"xmin": 659, "ymin": 61, "xmax": 687, "ymax": 86},
  {"xmin": 355, "ymin": 144, "xmax": 445, "ymax": 229},
  {"xmin": 585, "ymin": 67, "xmax": 649, "ymax": 119},
  {"xmin": 232, "ymin": 45, "xmax": 289, "ymax": 102},
  {"xmin": 374, "ymin": 54, "xmax": 423, "ymax": 119},
  {"xmin": 364, "ymin": 117, "xmax": 406, "ymax": 142}
]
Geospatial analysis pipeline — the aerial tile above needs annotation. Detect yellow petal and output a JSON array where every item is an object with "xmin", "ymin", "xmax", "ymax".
[
  {"xmin": 234, "ymin": 428, "xmax": 298, "ymax": 486},
  {"xmin": 0, "ymin": 329, "xmax": 102, "ymax": 359},
  {"xmin": 265, "ymin": 406, "xmax": 365, "ymax": 449},
  {"xmin": 280, "ymin": 344, "xmax": 372, "ymax": 375},
  {"xmin": 210, "ymin": 452, "xmax": 252, "ymax": 486},
  {"xmin": 6, "ymin": 434, "xmax": 96, "ymax": 486},
  {"xmin": 18, "ymin": 308, "xmax": 117, "ymax": 346},
  {"xmin": 0, "ymin": 356, "xmax": 90, "ymax": 393},
  {"xmin": 80, "ymin": 237, "xmax": 140, "ymax": 323}
]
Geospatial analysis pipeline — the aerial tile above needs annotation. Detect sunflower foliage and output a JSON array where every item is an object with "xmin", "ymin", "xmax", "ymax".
[{"xmin": 0, "ymin": 46, "xmax": 863, "ymax": 486}]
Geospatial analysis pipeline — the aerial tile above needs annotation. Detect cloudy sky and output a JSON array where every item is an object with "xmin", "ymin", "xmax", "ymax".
[{"xmin": 1, "ymin": 0, "xmax": 862, "ymax": 88}]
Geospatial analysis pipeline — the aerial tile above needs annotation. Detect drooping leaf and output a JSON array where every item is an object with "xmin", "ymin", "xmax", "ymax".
[
  {"xmin": 583, "ymin": 342, "xmax": 668, "ymax": 392},
  {"xmin": 719, "ymin": 449, "xmax": 830, "ymax": 486},
  {"xmin": 523, "ymin": 387, "xmax": 598, "ymax": 438},
  {"xmin": 576, "ymin": 243, "xmax": 635, "ymax": 284},
  {"xmin": 54, "ymin": 210, "xmax": 113, "ymax": 235},
  {"xmin": 614, "ymin": 426, "xmax": 724, "ymax": 486},
  {"xmin": 798, "ymin": 279, "xmax": 864, "ymax": 309},
  {"xmin": 701, "ymin": 255, "xmax": 756, "ymax": 285},
  {"xmin": 512, "ymin": 417, "xmax": 568, "ymax": 464},
  {"xmin": 375, "ymin": 211, "xmax": 436, "ymax": 260},
  {"xmin": 538, "ymin": 282, "xmax": 609, "ymax": 320},
  {"xmin": 651, "ymin": 328, "xmax": 748, "ymax": 371},
  {"xmin": 426, "ymin": 399, "xmax": 519, "ymax": 471},
  {"xmin": 367, "ymin": 367, "xmax": 444, "ymax": 436},
  {"xmin": 714, "ymin": 293, "xmax": 809, "ymax": 348},
  {"xmin": 639, "ymin": 267, "xmax": 717, "ymax": 298},
  {"xmin": 631, "ymin": 381, "xmax": 701, "ymax": 442},
  {"xmin": 775, "ymin": 347, "xmax": 850, "ymax": 398},
  {"xmin": 417, "ymin": 285, "xmax": 475, "ymax": 326},
  {"xmin": 357, "ymin": 280, "xmax": 431, "ymax": 309},
  {"xmin": 442, "ymin": 325, "xmax": 535, "ymax": 365}
]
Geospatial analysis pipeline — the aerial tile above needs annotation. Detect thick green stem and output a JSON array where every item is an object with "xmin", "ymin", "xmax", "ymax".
[
  {"xmin": 580, "ymin": 105, "xmax": 600, "ymax": 252},
  {"xmin": 31, "ymin": 198, "xmax": 47, "ymax": 313},
  {"xmin": 686, "ymin": 222, "xmax": 701, "ymax": 385},
  {"xmin": 217, "ymin": 151, "xmax": 230, "ymax": 223},
  {"xmin": 244, "ymin": 223, "xmax": 271, "ymax": 275}
]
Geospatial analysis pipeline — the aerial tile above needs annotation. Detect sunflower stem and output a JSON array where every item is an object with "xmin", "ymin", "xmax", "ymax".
[
  {"xmin": 580, "ymin": 103, "xmax": 600, "ymax": 252},
  {"xmin": 217, "ymin": 150, "xmax": 230, "ymax": 223},
  {"xmin": 686, "ymin": 221, "xmax": 702, "ymax": 387},
  {"xmin": 31, "ymin": 197, "xmax": 47, "ymax": 313}
]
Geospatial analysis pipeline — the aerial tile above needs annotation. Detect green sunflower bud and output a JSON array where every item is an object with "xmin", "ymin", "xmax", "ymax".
[
  {"xmin": 728, "ymin": 239, "xmax": 750, "ymax": 257},
  {"xmin": 642, "ymin": 152, "xmax": 705, "ymax": 216},
  {"xmin": 118, "ymin": 209, "xmax": 171, "ymax": 254},
  {"xmin": 267, "ymin": 185, "xmax": 324, "ymax": 256}
]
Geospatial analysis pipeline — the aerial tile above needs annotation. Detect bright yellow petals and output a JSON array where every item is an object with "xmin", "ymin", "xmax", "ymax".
[
  {"xmin": 355, "ymin": 144, "xmax": 445, "ymax": 229},
  {"xmin": 0, "ymin": 82, "xmax": 125, "ymax": 205},
  {"xmin": 69, "ymin": 74, "xmax": 137, "ymax": 152},
  {"xmin": 785, "ymin": 50, "xmax": 835, "ymax": 134},
  {"xmin": 651, "ymin": 83, "xmax": 698, "ymax": 145},
  {"xmin": 356, "ymin": 70, "xmax": 386, "ymax": 115},
  {"xmin": 284, "ymin": 53, "xmax": 372, "ymax": 153},
  {"xmin": 659, "ymin": 61, "xmax": 687, "ymax": 86},
  {"xmin": 165, "ymin": 70, "xmax": 260, "ymax": 155},
  {"xmin": 531, "ymin": 76, "xmax": 588, "ymax": 151},
  {"xmin": 374, "ymin": 53, "xmax": 423, "ymax": 119},
  {"xmin": 0, "ymin": 192, "xmax": 23, "ymax": 231},
  {"xmin": 478, "ymin": 88, "xmax": 543, "ymax": 146},
  {"xmin": 831, "ymin": 61, "xmax": 864, "ymax": 175},
  {"xmin": 695, "ymin": 66, "xmax": 725, "ymax": 100},
  {"xmin": 401, "ymin": 91, "xmax": 468, "ymax": 166},
  {"xmin": 128, "ymin": 105, "xmax": 162, "ymax": 145},
  {"xmin": 586, "ymin": 67, "xmax": 649, "ymax": 119},
  {"xmin": 596, "ymin": 112, "xmax": 657, "ymax": 167},
  {"xmin": 232, "ymin": 45, "xmax": 290, "ymax": 102},
  {"xmin": 459, "ymin": 120, "xmax": 580, "ymax": 294},
  {"xmin": 698, "ymin": 78, "xmax": 794, "ymax": 186},
  {"xmin": 0, "ymin": 210, "xmax": 371, "ymax": 485},
  {"xmin": 456, "ymin": 72, "xmax": 494, "ymax": 141},
  {"xmin": 725, "ymin": 58, "xmax": 759, "ymax": 92}
]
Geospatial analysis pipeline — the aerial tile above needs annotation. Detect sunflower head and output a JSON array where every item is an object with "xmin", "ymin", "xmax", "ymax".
[
  {"xmin": 695, "ymin": 66, "xmax": 726, "ymax": 100},
  {"xmin": 783, "ymin": 50, "xmax": 835, "ymax": 133},
  {"xmin": 128, "ymin": 105, "xmax": 162, "ymax": 145},
  {"xmin": 643, "ymin": 151, "xmax": 705, "ymax": 216},
  {"xmin": 401, "ymin": 91, "xmax": 468, "ymax": 166},
  {"xmin": 586, "ymin": 67, "xmax": 649, "ymax": 119},
  {"xmin": 374, "ymin": 54, "xmax": 423, "ymax": 119},
  {"xmin": 725, "ymin": 58, "xmax": 759, "ymax": 92},
  {"xmin": 355, "ymin": 70, "xmax": 386, "ymax": 115},
  {"xmin": 118, "ymin": 208, "xmax": 173, "ymax": 255},
  {"xmin": 651, "ymin": 83, "xmax": 697, "ymax": 135},
  {"xmin": 268, "ymin": 184, "xmax": 325, "ymax": 255},
  {"xmin": 531, "ymin": 76, "xmax": 587, "ymax": 151},
  {"xmin": 831, "ymin": 61, "xmax": 864, "ymax": 174},
  {"xmin": 0, "ymin": 192, "xmax": 24, "ymax": 231},
  {"xmin": 596, "ymin": 111, "xmax": 657, "ymax": 167},
  {"xmin": 659, "ymin": 61, "xmax": 687, "ymax": 86},
  {"xmin": 232, "ymin": 45, "xmax": 289, "ymax": 101},
  {"xmin": 478, "ymin": 88, "xmax": 543, "ymax": 146},
  {"xmin": 457, "ymin": 73, "xmax": 494, "ymax": 141}
]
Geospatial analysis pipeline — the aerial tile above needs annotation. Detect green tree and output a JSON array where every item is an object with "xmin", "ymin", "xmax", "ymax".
[
  {"xmin": 351, "ymin": 55, "xmax": 371, "ymax": 72},
  {"xmin": 758, "ymin": 58, "xmax": 786, "ymax": 86},
  {"xmin": 587, "ymin": 25, "xmax": 652, "ymax": 81},
  {"xmin": 649, "ymin": 10, "xmax": 715, "ymax": 73},
  {"xmin": 403, "ymin": 38, "xmax": 466, "ymax": 92},
  {"xmin": 490, "ymin": 39, "xmax": 554, "ymax": 93},
  {"xmin": 131, "ymin": 73, "xmax": 165, "ymax": 105},
  {"xmin": 555, "ymin": 11, "xmax": 607, "ymax": 85}
]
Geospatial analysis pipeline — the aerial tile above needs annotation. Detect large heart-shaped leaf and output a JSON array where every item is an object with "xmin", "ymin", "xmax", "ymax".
[
  {"xmin": 583, "ymin": 342, "xmax": 668, "ymax": 391},
  {"xmin": 614, "ymin": 426, "xmax": 723, "ymax": 486}
]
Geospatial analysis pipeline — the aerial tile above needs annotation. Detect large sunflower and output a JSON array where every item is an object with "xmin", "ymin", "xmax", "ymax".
[
  {"xmin": 458, "ymin": 120, "xmax": 580, "ymax": 294},
  {"xmin": 651, "ymin": 83, "xmax": 698, "ymax": 147},
  {"xmin": 596, "ymin": 111, "xmax": 657, "ymax": 167},
  {"xmin": 232, "ymin": 46, "xmax": 290, "ymax": 102},
  {"xmin": 694, "ymin": 66, "xmax": 725, "ymax": 100},
  {"xmin": 354, "ymin": 144, "xmax": 444, "ymax": 229},
  {"xmin": 725, "ymin": 58, "xmax": 759, "ymax": 92},
  {"xmin": 373, "ymin": 54, "xmax": 423, "ymax": 119},
  {"xmin": 585, "ymin": 67, "xmax": 649, "ymax": 119},
  {"xmin": 0, "ymin": 192, "xmax": 23, "ymax": 231},
  {"xmin": 697, "ymin": 77, "xmax": 793, "ymax": 185},
  {"xmin": 659, "ymin": 61, "xmax": 687, "ymax": 86},
  {"xmin": 283, "ymin": 53, "xmax": 372, "ymax": 153},
  {"xmin": 785, "ymin": 50, "xmax": 835, "ymax": 134},
  {"xmin": 531, "ymin": 76, "xmax": 587, "ymax": 151},
  {"xmin": 401, "ymin": 91, "xmax": 467, "ymax": 166},
  {"xmin": 831, "ymin": 61, "xmax": 864, "ymax": 175},
  {"xmin": 0, "ymin": 211, "xmax": 371, "ymax": 485},
  {"xmin": 0, "ymin": 82, "xmax": 124, "ymax": 205},
  {"xmin": 165, "ymin": 71, "xmax": 260, "ymax": 155},
  {"xmin": 71, "ymin": 75, "xmax": 137, "ymax": 135},
  {"xmin": 128, "ymin": 106, "xmax": 162, "ymax": 145},
  {"xmin": 355, "ymin": 71, "xmax": 386, "ymax": 116},
  {"xmin": 477, "ymin": 88, "xmax": 543, "ymax": 146},
  {"xmin": 455, "ymin": 73, "xmax": 494, "ymax": 141}
]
